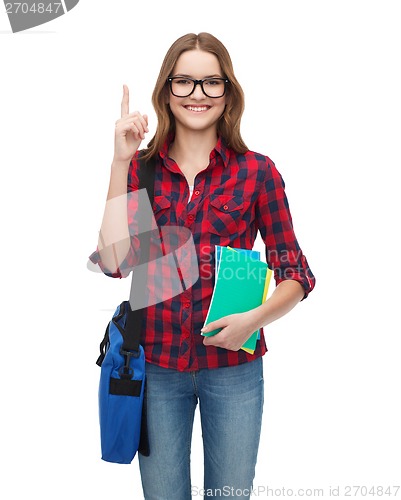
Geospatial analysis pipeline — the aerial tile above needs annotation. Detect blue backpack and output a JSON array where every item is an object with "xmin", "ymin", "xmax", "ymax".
[{"xmin": 95, "ymin": 154, "xmax": 156, "ymax": 464}]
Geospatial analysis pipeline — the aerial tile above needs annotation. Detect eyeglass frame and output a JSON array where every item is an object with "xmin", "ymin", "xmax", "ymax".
[{"xmin": 167, "ymin": 76, "xmax": 229, "ymax": 98}]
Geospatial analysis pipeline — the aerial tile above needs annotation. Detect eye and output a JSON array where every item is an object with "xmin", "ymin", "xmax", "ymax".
[
  {"xmin": 175, "ymin": 78, "xmax": 192, "ymax": 85},
  {"xmin": 204, "ymin": 79, "xmax": 223, "ymax": 86}
]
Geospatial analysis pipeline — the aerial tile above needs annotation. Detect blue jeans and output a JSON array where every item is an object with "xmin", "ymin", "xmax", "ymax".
[{"xmin": 138, "ymin": 357, "xmax": 264, "ymax": 500}]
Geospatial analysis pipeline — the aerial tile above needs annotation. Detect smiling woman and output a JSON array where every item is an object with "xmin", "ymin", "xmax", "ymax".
[{"xmin": 89, "ymin": 32, "xmax": 315, "ymax": 500}]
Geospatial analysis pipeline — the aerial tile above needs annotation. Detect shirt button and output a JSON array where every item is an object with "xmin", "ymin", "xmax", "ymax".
[
  {"xmin": 184, "ymin": 302, "xmax": 191, "ymax": 308},
  {"xmin": 188, "ymin": 214, "xmax": 195, "ymax": 221},
  {"xmin": 194, "ymin": 190, "xmax": 200, "ymax": 196},
  {"xmin": 223, "ymin": 205, "xmax": 228, "ymax": 210}
]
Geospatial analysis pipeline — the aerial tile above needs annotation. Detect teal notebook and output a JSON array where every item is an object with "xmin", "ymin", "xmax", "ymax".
[{"xmin": 202, "ymin": 246, "xmax": 272, "ymax": 353}]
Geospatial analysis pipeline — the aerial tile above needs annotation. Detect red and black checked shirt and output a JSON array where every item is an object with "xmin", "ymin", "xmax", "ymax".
[{"xmin": 89, "ymin": 136, "xmax": 315, "ymax": 372}]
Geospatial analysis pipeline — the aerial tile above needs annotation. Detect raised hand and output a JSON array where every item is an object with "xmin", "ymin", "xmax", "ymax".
[{"xmin": 113, "ymin": 84, "xmax": 149, "ymax": 163}]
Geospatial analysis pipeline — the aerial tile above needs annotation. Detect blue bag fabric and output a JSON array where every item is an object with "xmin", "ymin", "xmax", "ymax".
[{"xmin": 97, "ymin": 301, "xmax": 146, "ymax": 464}]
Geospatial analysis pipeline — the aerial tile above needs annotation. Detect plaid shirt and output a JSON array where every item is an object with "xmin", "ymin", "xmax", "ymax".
[{"xmin": 89, "ymin": 136, "xmax": 315, "ymax": 371}]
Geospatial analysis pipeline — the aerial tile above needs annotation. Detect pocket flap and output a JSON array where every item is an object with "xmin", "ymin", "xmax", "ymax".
[
  {"xmin": 209, "ymin": 194, "xmax": 244, "ymax": 212},
  {"xmin": 153, "ymin": 195, "xmax": 172, "ymax": 212}
]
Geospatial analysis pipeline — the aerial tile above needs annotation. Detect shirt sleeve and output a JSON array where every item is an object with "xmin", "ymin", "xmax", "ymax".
[
  {"xmin": 88, "ymin": 154, "xmax": 142, "ymax": 279},
  {"xmin": 255, "ymin": 157, "xmax": 316, "ymax": 299}
]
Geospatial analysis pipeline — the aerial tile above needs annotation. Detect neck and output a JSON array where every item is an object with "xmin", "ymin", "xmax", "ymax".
[{"xmin": 169, "ymin": 126, "xmax": 218, "ymax": 169}]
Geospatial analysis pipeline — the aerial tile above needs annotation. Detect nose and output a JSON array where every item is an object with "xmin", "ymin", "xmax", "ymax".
[{"xmin": 191, "ymin": 82, "xmax": 206, "ymax": 99}]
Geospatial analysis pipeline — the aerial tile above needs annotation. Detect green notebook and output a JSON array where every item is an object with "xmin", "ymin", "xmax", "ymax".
[{"xmin": 202, "ymin": 246, "xmax": 272, "ymax": 354}]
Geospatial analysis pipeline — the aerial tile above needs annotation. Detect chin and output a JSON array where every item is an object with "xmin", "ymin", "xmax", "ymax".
[{"xmin": 177, "ymin": 113, "xmax": 224, "ymax": 132}]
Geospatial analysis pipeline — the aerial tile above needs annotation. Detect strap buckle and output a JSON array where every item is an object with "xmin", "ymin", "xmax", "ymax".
[{"xmin": 119, "ymin": 347, "xmax": 140, "ymax": 379}]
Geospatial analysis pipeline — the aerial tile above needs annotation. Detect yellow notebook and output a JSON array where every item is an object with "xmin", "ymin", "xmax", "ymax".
[{"xmin": 202, "ymin": 246, "xmax": 272, "ymax": 354}]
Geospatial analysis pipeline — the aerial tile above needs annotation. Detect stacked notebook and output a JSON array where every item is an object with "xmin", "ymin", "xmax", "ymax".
[{"xmin": 201, "ymin": 245, "xmax": 272, "ymax": 354}]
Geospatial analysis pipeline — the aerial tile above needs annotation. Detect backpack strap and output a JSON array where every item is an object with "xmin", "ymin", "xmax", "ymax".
[
  {"xmin": 95, "ymin": 153, "xmax": 157, "ymax": 368},
  {"xmin": 121, "ymin": 153, "xmax": 157, "ymax": 355}
]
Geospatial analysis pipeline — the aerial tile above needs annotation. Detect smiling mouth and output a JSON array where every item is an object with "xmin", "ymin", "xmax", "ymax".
[{"xmin": 184, "ymin": 105, "xmax": 211, "ymax": 112}]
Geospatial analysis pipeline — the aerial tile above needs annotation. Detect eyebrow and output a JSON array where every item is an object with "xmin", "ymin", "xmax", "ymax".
[{"xmin": 172, "ymin": 73, "xmax": 224, "ymax": 78}]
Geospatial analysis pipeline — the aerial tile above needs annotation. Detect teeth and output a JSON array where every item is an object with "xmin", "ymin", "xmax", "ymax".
[{"xmin": 186, "ymin": 106, "xmax": 209, "ymax": 112}]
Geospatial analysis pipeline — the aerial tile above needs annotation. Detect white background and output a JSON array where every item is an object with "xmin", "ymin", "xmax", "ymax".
[{"xmin": 1, "ymin": 1, "xmax": 400, "ymax": 498}]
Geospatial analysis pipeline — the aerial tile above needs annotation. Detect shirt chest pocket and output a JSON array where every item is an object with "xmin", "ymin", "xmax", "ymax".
[
  {"xmin": 153, "ymin": 195, "xmax": 172, "ymax": 226},
  {"xmin": 206, "ymin": 194, "xmax": 246, "ymax": 237}
]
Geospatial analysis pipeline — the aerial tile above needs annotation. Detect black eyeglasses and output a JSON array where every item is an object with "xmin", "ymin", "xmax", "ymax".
[{"xmin": 167, "ymin": 77, "xmax": 229, "ymax": 98}]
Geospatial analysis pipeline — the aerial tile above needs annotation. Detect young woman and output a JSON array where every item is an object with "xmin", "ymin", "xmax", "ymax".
[{"xmin": 90, "ymin": 32, "xmax": 315, "ymax": 500}]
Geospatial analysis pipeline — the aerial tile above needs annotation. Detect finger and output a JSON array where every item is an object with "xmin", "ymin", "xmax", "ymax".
[
  {"xmin": 121, "ymin": 84, "xmax": 129, "ymax": 118},
  {"xmin": 123, "ymin": 114, "xmax": 148, "ymax": 139},
  {"xmin": 117, "ymin": 114, "xmax": 144, "ymax": 131},
  {"xmin": 119, "ymin": 112, "xmax": 148, "ymax": 130},
  {"xmin": 115, "ymin": 118, "xmax": 141, "ymax": 139},
  {"xmin": 202, "ymin": 316, "xmax": 232, "ymax": 333},
  {"xmin": 129, "ymin": 122, "xmax": 143, "ymax": 140},
  {"xmin": 203, "ymin": 336, "xmax": 222, "ymax": 348},
  {"xmin": 124, "ymin": 111, "xmax": 149, "ymax": 132},
  {"xmin": 136, "ymin": 114, "xmax": 149, "ymax": 134},
  {"xmin": 201, "ymin": 323, "xmax": 213, "ymax": 333},
  {"xmin": 127, "ymin": 120, "xmax": 145, "ymax": 140},
  {"xmin": 143, "ymin": 114, "xmax": 149, "ymax": 132}
]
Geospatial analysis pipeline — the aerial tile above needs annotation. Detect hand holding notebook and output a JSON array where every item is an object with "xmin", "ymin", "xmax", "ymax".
[{"xmin": 201, "ymin": 246, "xmax": 272, "ymax": 354}]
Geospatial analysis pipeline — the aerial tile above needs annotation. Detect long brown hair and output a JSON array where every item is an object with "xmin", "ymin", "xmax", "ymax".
[{"xmin": 143, "ymin": 32, "xmax": 248, "ymax": 160}]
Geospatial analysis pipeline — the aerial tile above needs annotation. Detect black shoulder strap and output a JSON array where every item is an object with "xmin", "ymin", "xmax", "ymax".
[{"xmin": 121, "ymin": 153, "xmax": 157, "ymax": 354}]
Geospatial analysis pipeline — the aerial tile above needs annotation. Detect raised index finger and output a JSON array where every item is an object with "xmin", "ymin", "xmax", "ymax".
[{"xmin": 121, "ymin": 84, "xmax": 129, "ymax": 118}]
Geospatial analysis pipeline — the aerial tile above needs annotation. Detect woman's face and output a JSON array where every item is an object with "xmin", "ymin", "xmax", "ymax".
[{"xmin": 168, "ymin": 49, "xmax": 227, "ymax": 135}]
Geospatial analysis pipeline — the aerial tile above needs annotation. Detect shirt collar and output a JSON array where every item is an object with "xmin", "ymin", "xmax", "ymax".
[{"xmin": 159, "ymin": 134, "xmax": 231, "ymax": 168}]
